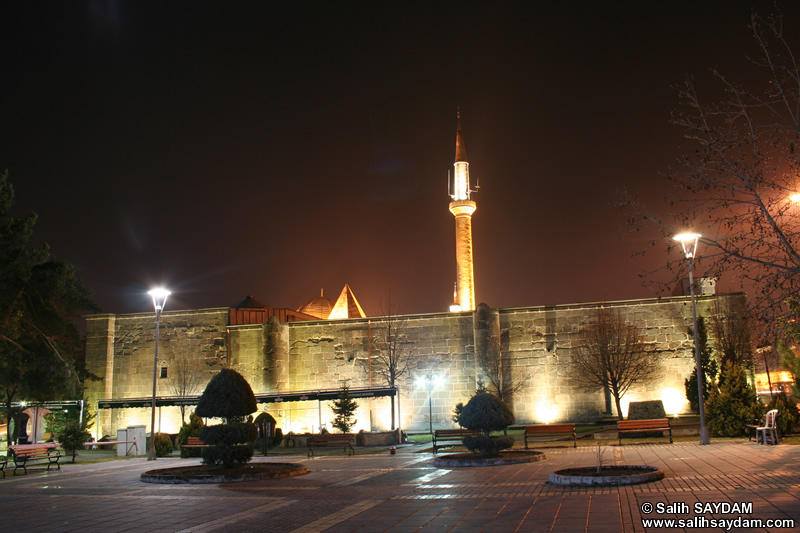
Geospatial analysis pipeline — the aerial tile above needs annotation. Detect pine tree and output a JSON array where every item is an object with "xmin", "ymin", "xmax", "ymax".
[
  {"xmin": 706, "ymin": 361, "xmax": 762, "ymax": 437},
  {"xmin": 330, "ymin": 382, "xmax": 358, "ymax": 433},
  {"xmin": 684, "ymin": 316, "xmax": 718, "ymax": 413}
]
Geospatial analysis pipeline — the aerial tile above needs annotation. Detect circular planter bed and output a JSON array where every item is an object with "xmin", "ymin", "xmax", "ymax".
[
  {"xmin": 549, "ymin": 465, "xmax": 663, "ymax": 486},
  {"xmin": 141, "ymin": 462, "xmax": 308, "ymax": 484},
  {"xmin": 434, "ymin": 450, "xmax": 545, "ymax": 467}
]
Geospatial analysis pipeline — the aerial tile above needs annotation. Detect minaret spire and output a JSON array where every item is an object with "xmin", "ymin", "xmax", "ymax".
[{"xmin": 449, "ymin": 109, "xmax": 477, "ymax": 311}]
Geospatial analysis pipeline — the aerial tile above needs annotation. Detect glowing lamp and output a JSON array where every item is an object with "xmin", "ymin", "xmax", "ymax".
[{"xmin": 673, "ymin": 233, "xmax": 701, "ymax": 259}]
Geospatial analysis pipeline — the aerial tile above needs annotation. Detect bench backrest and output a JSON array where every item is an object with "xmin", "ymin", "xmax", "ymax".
[
  {"xmin": 525, "ymin": 424, "xmax": 575, "ymax": 434},
  {"xmin": 434, "ymin": 429, "xmax": 477, "ymax": 438},
  {"xmin": 12, "ymin": 447, "xmax": 50, "ymax": 458},
  {"xmin": 618, "ymin": 419, "xmax": 670, "ymax": 430},
  {"xmin": 186, "ymin": 437, "xmax": 204, "ymax": 445},
  {"xmin": 311, "ymin": 433, "xmax": 354, "ymax": 442}
]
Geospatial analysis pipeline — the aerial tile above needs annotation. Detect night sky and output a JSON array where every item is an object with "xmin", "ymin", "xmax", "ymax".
[{"xmin": 3, "ymin": 1, "xmax": 797, "ymax": 316}]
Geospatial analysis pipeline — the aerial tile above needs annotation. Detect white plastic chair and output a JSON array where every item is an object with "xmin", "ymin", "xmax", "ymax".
[{"xmin": 756, "ymin": 409, "xmax": 779, "ymax": 445}]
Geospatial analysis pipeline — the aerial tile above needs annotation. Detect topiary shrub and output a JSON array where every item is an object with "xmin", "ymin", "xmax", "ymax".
[
  {"xmin": 177, "ymin": 413, "xmax": 205, "ymax": 458},
  {"xmin": 706, "ymin": 362, "xmax": 762, "ymax": 437},
  {"xmin": 458, "ymin": 393, "xmax": 515, "ymax": 456},
  {"xmin": 153, "ymin": 433, "xmax": 174, "ymax": 457},
  {"xmin": 627, "ymin": 400, "xmax": 666, "ymax": 420},
  {"xmin": 766, "ymin": 392, "xmax": 800, "ymax": 437},
  {"xmin": 195, "ymin": 368, "xmax": 258, "ymax": 467},
  {"xmin": 627, "ymin": 400, "xmax": 668, "ymax": 438}
]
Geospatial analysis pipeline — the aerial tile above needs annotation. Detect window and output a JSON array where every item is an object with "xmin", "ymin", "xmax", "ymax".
[{"xmin": 159, "ymin": 366, "xmax": 168, "ymax": 379}]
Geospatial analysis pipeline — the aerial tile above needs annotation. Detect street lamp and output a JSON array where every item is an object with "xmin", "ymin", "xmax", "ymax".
[
  {"xmin": 673, "ymin": 233, "xmax": 710, "ymax": 445},
  {"xmin": 416, "ymin": 374, "xmax": 443, "ymax": 437},
  {"xmin": 147, "ymin": 288, "xmax": 170, "ymax": 461}
]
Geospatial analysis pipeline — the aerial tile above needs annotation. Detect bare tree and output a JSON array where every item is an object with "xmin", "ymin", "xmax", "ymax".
[
  {"xmin": 362, "ymin": 300, "xmax": 419, "ymax": 429},
  {"xmin": 620, "ymin": 10, "xmax": 800, "ymax": 338},
  {"xmin": 709, "ymin": 299, "xmax": 753, "ymax": 368},
  {"xmin": 167, "ymin": 352, "xmax": 205, "ymax": 424},
  {"xmin": 478, "ymin": 333, "xmax": 526, "ymax": 404},
  {"xmin": 570, "ymin": 308, "xmax": 661, "ymax": 420}
]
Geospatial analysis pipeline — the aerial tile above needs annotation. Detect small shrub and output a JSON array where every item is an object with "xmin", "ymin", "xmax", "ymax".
[
  {"xmin": 177, "ymin": 413, "xmax": 205, "ymax": 458},
  {"xmin": 463, "ymin": 435, "xmax": 515, "ymax": 455},
  {"xmin": 766, "ymin": 393, "xmax": 800, "ymax": 436},
  {"xmin": 60, "ymin": 422, "xmax": 91, "ymax": 463},
  {"xmin": 200, "ymin": 423, "xmax": 258, "ymax": 467},
  {"xmin": 627, "ymin": 400, "xmax": 666, "ymax": 420},
  {"xmin": 627, "ymin": 400, "xmax": 668, "ymax": 437},
  {"xmin": 154, "ymin": 433, "xmax": 174, "ymax": 457}
]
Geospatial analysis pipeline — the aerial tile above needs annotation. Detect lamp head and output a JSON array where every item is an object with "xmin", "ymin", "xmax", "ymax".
[
  {"xmin": 147, "ymin": 288, "xmax": 171, "ymax": 312},
  {"xmin": 673, "ymin": 233, "xmax": 701, "ymax": 259}
]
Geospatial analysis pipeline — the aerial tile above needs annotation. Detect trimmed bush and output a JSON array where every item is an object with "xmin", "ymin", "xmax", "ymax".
[
  {"xmin": 196, "ymin": 368, "xmax": 257, "ymax": 420},
  {"xmin": 458, "ymin": 393, "xmax": 515, "ymax": 456},
  {"xmin": 195, "ymin": 368, "xmax": 258, "ymax": 467},
  {"xmin": 627, "ymin": 400, "xmax": 666, "ymax": 420},
  {"xmin": 458, "ymin": 393, "xmax": 515, "ymax": 435},
  {"xmin": 154, "ymin": 433, "xmax": 174, "ymax": 457},
  {"xmin": 463, "ymin": 435, "xmax": 515, "ymax": 455}
]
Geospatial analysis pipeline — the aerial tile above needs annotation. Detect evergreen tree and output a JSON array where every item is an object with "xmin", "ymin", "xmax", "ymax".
[
  {"xmin": 684, "ymin": 316, "xmax": 718, "ymax": 413},
  {"xmin": 330, "ymin": 382, "xmax": 358, "ymax": 433},
  {"xmin": 706, "ymin": 361, "xmax": 762, "ymax": 437},
  {"xmin": 0, "ymin": 171, "xmax": 99, "ymax": 445}
]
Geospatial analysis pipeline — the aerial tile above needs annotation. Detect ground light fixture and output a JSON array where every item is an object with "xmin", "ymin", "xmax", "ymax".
[
  {"xmin": 147, "ymin": 288, "xmax": 170, "ymax": 460},
  {"xmin": 673, "ymin": 233, "xmax": 710, "ymax": 445}
]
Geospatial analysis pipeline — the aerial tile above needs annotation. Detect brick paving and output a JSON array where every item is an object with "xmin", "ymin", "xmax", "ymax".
[{"xmin": 0, "ymin": 440, "xmax": 798, "ymax": 532}]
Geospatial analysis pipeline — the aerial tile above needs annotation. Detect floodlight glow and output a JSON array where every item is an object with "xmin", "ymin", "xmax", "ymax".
[
  {"xmin": 791, "ymin": 193, "xmax": 800, "ymax": 203},
  {"xmin": 673, "ymin": 233, "xmax": 701, "ymax": 259}
]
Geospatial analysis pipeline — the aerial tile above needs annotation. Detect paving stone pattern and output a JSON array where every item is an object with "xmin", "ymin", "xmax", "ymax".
[{"xmin": 0, "ymin": 440, "xmax": 798, "ymax": 532}]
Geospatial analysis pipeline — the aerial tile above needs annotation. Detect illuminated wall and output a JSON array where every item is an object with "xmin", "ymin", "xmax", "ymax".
[{"xmin": 85, "ymin": 292, "xmax": 746, "ymax": 437}]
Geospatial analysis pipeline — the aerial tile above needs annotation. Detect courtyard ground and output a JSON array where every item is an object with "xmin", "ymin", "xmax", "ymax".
[{"xmin": 0, "ymin": 439, "xmax": 798, "ymax": 532}]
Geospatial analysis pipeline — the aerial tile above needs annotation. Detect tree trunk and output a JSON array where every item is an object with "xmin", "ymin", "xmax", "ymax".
[{"xmin": 613, "ymin": 393, "xmax": 624, "ymax": 421}]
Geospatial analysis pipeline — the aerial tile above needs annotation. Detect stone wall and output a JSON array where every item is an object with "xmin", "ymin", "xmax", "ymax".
[
  {"xmin": 85, "ymin": 308, "xmax": 229, "ymax": 438},
  {"xmin": 84, "ymin": 293, "xmax": 746, "ymax": 436}
]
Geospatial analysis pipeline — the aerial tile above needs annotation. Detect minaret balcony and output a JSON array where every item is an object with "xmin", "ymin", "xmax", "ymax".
[{"xmin": 449, "ymin": 200, "xmax": 476, "ymax": 217}]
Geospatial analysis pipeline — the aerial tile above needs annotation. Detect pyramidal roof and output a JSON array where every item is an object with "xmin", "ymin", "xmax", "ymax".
[{"xmin": 328, "ymin": 284, "xmax": 366, "ymax": 320}]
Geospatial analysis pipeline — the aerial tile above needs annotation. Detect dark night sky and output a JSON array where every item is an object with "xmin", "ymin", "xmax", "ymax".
[{"xmin": 3, "ymin": 1, "xmax": 798, "ymax": 316}]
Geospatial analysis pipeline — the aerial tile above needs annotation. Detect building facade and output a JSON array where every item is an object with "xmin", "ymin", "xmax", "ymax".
[{"xmin": 84, "ymin": 291, "xmax": 745, "ymax": 438}]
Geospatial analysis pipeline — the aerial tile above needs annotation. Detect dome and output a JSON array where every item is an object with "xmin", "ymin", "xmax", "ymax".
[{"xmin": 297, "ymin": 290, "xmax": 334, "ymax": 319}]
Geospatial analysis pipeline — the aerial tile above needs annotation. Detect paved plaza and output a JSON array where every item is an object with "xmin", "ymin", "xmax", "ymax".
[{"xmin": 0, "ymin": 440, "xmax": 798, "ymax": 532}]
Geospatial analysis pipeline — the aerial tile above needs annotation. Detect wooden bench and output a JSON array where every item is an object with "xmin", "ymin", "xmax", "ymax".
[
  {"xmin": 617, "ymin": 419, "xmax": 673, "ymax": 445},
  {"xmin": 0, "ymin": 454, "xmax": 6, "ymax": 478},
  {"xmin": 433, "ymin": 429, "xmax": 480, "ymax": 454},
  {"xmin": 524, "ymin": 423, "xmax": 577, "ymax": 449},
  {"xmin": 180, "ymin": 437, "xmax": 210, "ymax": 448},
  {"xmin": 10, "ymin": 446, "xmax": 61, "ymax": 475},
  {"xmin": 307, "ymin": 433, "xmax": 355, "ymax": 457}
]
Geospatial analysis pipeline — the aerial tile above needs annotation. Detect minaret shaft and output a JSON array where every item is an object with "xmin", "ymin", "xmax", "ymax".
[{"xmin": 449, "ymin": 111, "xmax": 476, "ymax": 312}]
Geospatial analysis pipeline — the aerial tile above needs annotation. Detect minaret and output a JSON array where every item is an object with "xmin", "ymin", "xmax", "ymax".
[{"xmin": 449, "ymin": 110, "xmax": 477, "ymax": 311}]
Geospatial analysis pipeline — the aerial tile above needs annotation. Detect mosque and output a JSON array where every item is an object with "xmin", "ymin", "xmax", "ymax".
[{"xmin": 83, "ymin": 113, "xmax": 743, "ymax": 439}]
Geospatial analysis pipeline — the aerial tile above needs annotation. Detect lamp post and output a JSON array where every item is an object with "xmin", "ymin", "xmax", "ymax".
[
  {"xmin": 147, "ymin": 288, "xmax": 170, "ymax": 461},
  {"xmin": 416, "ymin": 374, "xmax": 442, "ymax": 437},
  {"xmin": 673, "ymin": 233, "xmax": 710, "ymax": 445}
]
